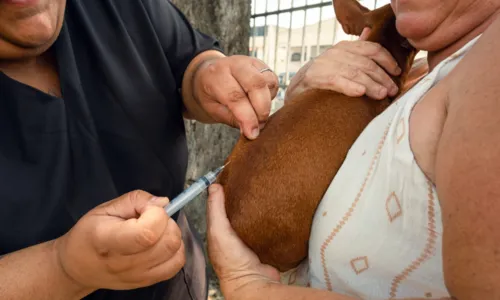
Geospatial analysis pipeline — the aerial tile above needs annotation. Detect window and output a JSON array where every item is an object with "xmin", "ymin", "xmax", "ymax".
[
  {"xmin": 290, "ymin": 52, "xmax": 302, "ymax": 62},
  {"xmin": 250, "ymin": 26, "xmax": 266, "ymax": 37},
  {"xmin": 310, "ymin": 45, "xmax": 331, "ymax": 58}
]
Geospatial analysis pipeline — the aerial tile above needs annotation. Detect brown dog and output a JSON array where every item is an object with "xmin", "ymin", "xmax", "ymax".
[{"xmin": 218, "ymin": 0, "xmax": 419, "ymax": 273}]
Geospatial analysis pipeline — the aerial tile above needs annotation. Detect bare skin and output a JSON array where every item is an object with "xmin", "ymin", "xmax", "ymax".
[
  {"xmin": 0, "ymin": 191, "xmax": 185, "ymax": 299},
  {"xmin": 207, "ymin": 0, "xmax": 500, "ymax": 299},
  {"xmin": 207, "ymin": 184, "xmax": 452, "ymax": 300},
  {"xmin": 0, "ymin": 0, "xmax": 277, "ymax": 298},
  {"xmin": 0, "ymin": 1, "xmax": 278, "ymax": 140}
]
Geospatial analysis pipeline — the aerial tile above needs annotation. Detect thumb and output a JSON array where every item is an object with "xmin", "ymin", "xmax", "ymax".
[
  {"xmin": 111, "ymin": 205, "xmax": 170, "ymax": 255},
  {"xmin": 102, "ymin": 190, "xmax": 169, "ymax": 219},
  {"xmin": 359, "ymin": 27, "xmax": 371, "ymax": 41},
  {"xmin": 99, "ymin": 191, "xmax": 171, "ymax": 255},
  {"xmin": 206, "ymin": 184, "xmax": 232, "ymax": 232},
  {"xmin": 258, "ymin": 264, "xmax": 281, "ymax": 283}
]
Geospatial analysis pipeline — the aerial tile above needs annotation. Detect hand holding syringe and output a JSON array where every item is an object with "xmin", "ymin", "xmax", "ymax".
[{"xmin": 165, "ymin": 163, "xmax": 227, "ymax": 217}]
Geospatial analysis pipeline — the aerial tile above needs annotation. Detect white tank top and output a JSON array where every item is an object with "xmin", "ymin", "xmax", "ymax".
[{"xmin": 302, "ymin": 36, "xmax": 481, "ymax": 299}]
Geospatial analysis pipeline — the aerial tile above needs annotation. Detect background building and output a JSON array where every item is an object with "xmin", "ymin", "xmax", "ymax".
[{"xmin": 249, "ymin": 0, "xmax": 427, "ymax": 112}]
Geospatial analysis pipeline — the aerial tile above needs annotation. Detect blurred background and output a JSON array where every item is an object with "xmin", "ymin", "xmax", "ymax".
[
  {"xmin": 249, "ymin": 0, "xmax": 394, "ymax": 112},
  {"xmin": 169, "ymin": 0, "xmax": 425, "ymax": 298}
]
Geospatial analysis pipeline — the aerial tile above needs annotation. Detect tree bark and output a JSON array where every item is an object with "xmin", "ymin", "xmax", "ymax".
[
  {"xmin": 170, "ymin": 0, "xmax": 249, "ymax": 234},
  {"xmin": 170, "ymin": 0, "xmax": 250, "ymax": 296},
  {"xmin": 170, "ymin": 0, "xmax": 251, "ymax": 57}
]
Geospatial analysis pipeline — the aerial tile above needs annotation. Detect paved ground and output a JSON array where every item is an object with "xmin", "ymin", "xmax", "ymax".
[{"xmin": 208, "ymin": 279, "xmax": 224, "ymax": 300}]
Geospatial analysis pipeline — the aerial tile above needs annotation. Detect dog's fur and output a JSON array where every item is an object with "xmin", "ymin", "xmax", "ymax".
[{"xmin": 218, "ymin": 0, "xmax": 419, "ymax": 272}]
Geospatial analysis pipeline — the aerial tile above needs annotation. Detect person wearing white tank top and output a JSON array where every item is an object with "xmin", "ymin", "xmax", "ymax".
[
  {"xmin": 205, "ymin": 1, "xmax": 500, "ymax": 299},
  {"xmin": 306, "ymin": 34, "xmax": 481, "ymax": 300}
]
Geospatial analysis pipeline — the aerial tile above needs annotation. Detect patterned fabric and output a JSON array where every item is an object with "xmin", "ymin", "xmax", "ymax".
[{"xmin": 304, "ymin": 36, "xmax": 482, "ymax": 299}]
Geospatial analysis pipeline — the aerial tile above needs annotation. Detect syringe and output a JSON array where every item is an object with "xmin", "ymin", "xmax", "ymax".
[{"xmin": 165, "ymin": 164, "xmax": 228, "ymax": 217}]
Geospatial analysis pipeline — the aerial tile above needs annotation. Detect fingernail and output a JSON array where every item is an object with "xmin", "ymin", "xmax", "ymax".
[
  {"xmin": 208, "ymin": 185, "xmax": 219, "ymax": 194},
  {"xmin": 356, "ymin": 86, "xmax": 365, "ymax": 95},
  {"xmin": 395, "ymin": 66, "xmax": 402, "ymax": 74},
  {"xmin": 149, "ymin": 196, "xmax": 168, "ymax": 205},
  {"xmin": 379, "ymin": 87, "xmax": 387, "ymax": 98},
  {"xmin": 390, "ymin": 85, "xmax": 399, "ymax": 96},
  {"xmin": 251, "ymin": 127, "xmax": 260, "ymax": 139}
]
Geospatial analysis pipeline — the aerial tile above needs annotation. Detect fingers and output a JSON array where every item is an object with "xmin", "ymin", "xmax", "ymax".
[
  {"xmin": 124, "ymin": 231, "xmax": 186, "ymax": 285},
  {"xmin": 103, "ymin": 190, "xmax": 159, "ymax": 219},
  {"xmin": 258, "ymin": 66, "xmax": 280, "ymax": 99},
  {"xmin": 313, "ymin": 44, "xmax": 400, "ymax": 99},
  {"xmin": 119, "ymin": 240, "xmax": 186, "ymax": 287},
  {"xmin": 338, "ymin": 40, "xmax": 401, "ymax": 77},
  {"xmin": 201, "ymin": 69, "xmax": 261, "ymax": 139},
  {"xmin": 339, "ymin": 51, "xmax": 398, "ymax": 99},
  {"xmin": 231, "ymin": 65, "xmax": 274, "ymax": 128},
  {"xmin": 145, "ymin": 241, "xmax": 186, "ymax": 282},
  {"xmin": 206, "ymin": 184, "xmax": 251, "ymax": 259},
  {"xmin": 127, "ymin": 218, "xmax": 183, "ymax": 269},
  {"xmin": 97, "ymin": 190, "xmax": 175, "ymax": 255},
  {"xmin": 149, "ymin": 196, "xmax": 170, "ymax": 208},
  {"xmin": 71, "ymin": 190, "xmax": 186, "ymax": 290},
  {"xmin": 358, "ymin": 27, "xmax": 371, "ymax": 41},
  {"xmin": 305, "ymin": 57, "xmax": 393, "ymax": 100},
  {"xmin": 205, "ymin": 184, "xmax": 281, "ymax": 287},
  {"xmin": 233, "ymin": 67, "xmax": 271, "ymax": 123},
  {"xmin": 93, "ymin": 193, "xmax": 185, "ymax": 285},
  {"xmin": 258, "ymin": 264, "xmax": 281, "ymax": 282},
  {"xmin": 316, "ymin": 74, "xmax": 366, "ymax": 98},
  {"xmin": 100, "ymin": 205, "xmax": 169, "ymax": 255},
  {"xmin": 196, "ymin": 57, "xmax": 278, "ymax": 140},
  {"xmin": 206, "ymin": 183, "xmax": 239, "ymax": 269},
  {"xmin": 206, "ymin": 184, "xmax": 231, "ymax": 232},
  {"xmin": 298, "ymin": 39, "xmax": 401, "ymax": 100}
]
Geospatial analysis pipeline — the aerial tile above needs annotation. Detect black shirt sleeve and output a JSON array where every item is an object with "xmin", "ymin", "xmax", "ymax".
[{"xmin": 141, "ymin": 0, "xmax": 224, "ymax": 90}]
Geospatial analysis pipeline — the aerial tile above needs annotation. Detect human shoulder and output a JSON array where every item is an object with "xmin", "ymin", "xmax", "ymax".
[{"xmin": 434, "ymin": 17, "xmax": 500, "ymax": 298}]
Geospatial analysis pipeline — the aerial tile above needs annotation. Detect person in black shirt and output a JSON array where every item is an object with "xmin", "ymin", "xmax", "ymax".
[{"xmin": 0, "ymin": 0, "xmax": 277, "ymax": 299}]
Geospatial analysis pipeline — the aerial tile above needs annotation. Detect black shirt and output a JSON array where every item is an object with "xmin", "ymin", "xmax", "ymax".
[{"xmin": 0, "ymin": 0, "xmax": 222, "ymax": 299}]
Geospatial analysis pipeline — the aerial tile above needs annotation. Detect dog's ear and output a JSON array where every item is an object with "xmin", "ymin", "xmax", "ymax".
[{"xmin": 333, "ymin": 0, "xmax": 372, "ymax": 36}]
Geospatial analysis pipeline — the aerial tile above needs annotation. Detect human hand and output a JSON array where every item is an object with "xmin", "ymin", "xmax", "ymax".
[
  {"xmin": 205, "ymin": 186, "xmax": 456, "ymax": 300},
  {"xmin": 206, "ymin": 184, "xmax": 280, "ymax": 299},
  {"xmin": 192, "ymin": 55, "xmax": 279, "ymax": 140},
  {"xmin": 55, "ymin": 190, "xmax": 185, "ymax": 291},
  {"xmin": 286, "ymin": 27, "xmax": 402, "ymax": 102}
]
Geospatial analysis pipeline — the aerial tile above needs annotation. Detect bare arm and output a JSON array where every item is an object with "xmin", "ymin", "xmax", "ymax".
[
  {"xmin": 233, "ymin": 282, "xmax": 355, "ymax": 300},
  {"xmin": 0, "ymin": 190, "xmax": 186, "ymax": 299},
  {"xmin": 232, "ymin": 281, "xmax": 444, "ymax": 300},
  {"xmin": 206, "ymin": 185, "xmax": 448, "ymax": 300},
  {"xmin": 181, "ymin": 49, "xmax": 226, "ymax": 122},
  {"xmin": 0, "ymin": 241, "xmax": 93, "ymax": 300},
  {"xmin": 221, "ymin": 19, "xmax": 500, "ymax": 299},
  {"xmin": 435, "ymin": 15, "xmax": 500, "ymax": 300}
]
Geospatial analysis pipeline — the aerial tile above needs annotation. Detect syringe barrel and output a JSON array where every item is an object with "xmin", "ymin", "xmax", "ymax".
[
  {"xmin": 165, "ymin": 178, "xmax": 208, "ymax": 217},
  {"xmin": 204, "ymin": 171, "xmax": 218, "ymax": 183}
]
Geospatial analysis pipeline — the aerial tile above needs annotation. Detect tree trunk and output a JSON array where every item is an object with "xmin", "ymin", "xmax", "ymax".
[
  {"xmin": 170, "ymin": 0, "xmax": 249, "ymax": 238},
  {"xmin": 170, "ymin": 0, "xmax": 250, "ymax": 298}
]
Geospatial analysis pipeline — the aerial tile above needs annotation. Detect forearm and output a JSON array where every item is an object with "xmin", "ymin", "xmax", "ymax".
[
  {"xmin": 0, "ymin": 240, "xmax": 94, "ymax": 300},
  {"xmin": 238, "ymin": 282, "xmax": 355, "ymax": 300},
  {"xmin": 231, "ymin": 281, "xmax": 449, "ymax": 300},
  {"xmin": 181, "ymin": 49, "xmax": 226, "ymax": 122}
]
